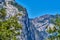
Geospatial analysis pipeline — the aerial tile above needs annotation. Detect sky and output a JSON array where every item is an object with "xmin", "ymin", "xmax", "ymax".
[{"xmin": 16, "ymin": 0, "xmax": 60, "ymax": 18}]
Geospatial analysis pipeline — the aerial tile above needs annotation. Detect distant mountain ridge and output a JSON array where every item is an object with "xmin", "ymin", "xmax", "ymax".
[
  {"xmin": 29, "ymin": 14, "xmax": 58, "ymax": 40},
  {"xmin": 0, "ymin": 0, "xmax": 59, "ymax": 40}
]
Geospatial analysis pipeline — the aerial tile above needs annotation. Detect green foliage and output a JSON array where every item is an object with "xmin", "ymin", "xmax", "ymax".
[
  {"xmin": 0, "ymin": 8, "xmax": 22, "ymax": 40},
  {"xmin": 47, "ymin": 27, "xmax": 52, "ymax": 33},
  {"xmin": 0, "ymin": 8, "xmax": 6, "ymax": 19},
  {"xmin": 47, "ymin": 27, "xmax": 56, "ymax": 34},
  {"xmin": 46, "ymin": 26, "xmax": 57, "ymax": 40},
  {"xmin": 55, "ymin": 15, "xmax": 60, "ymax": 26},
  {"xmin": 57, "ymin": 33, "xmax": 60, "ymax": 37},
  {"xmin": 46, "ymin": 14, "xmax": 60, "ymax": 40}
]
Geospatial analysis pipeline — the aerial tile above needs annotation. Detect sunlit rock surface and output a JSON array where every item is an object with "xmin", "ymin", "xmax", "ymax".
[{"xmin": 0, "ymin": 0, "xmax": 57, "ymax": 40}]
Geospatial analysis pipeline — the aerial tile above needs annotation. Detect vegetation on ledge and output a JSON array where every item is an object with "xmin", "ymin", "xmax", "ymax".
[
  {"xmin": 0, "ymin": 8, "xmax": 22, "ymax": 40},
  {"xmin": 46, "ymin": 14, "xmax": 60, "ymax": 40}
]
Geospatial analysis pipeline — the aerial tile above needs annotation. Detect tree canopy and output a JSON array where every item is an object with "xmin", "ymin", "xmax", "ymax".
[{"xmin": 0, "ymin": 8, "xmax": 22, "ymax": 40}]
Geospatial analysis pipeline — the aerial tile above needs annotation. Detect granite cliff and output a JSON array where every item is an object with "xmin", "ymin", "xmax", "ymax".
[{"xmin": 0, "ymin": 0, "xmax": 58, "ymax": 40}]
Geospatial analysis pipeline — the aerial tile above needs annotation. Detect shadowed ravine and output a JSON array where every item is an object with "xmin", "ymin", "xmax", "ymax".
[{"xmin": 0, "ymin": 0, "xmax": 60, "ymax": 40}]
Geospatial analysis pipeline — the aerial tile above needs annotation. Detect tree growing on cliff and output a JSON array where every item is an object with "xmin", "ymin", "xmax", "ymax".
[
  {"xmin": 55, "ymin": 14, "xmax": 60, "ymax": 40},
  {"xmin": 46, "ymin": 14, "xmax": 60, "ymax": 40},
  {"xmin": 0, "ymin": 8, "xmax": 22, "ymax": 40}
]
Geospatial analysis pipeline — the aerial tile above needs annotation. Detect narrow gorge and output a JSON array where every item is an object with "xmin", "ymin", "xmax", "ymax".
[{"xmin": 0, "ymin": 0, "xmax": 59, "ymax": 40}]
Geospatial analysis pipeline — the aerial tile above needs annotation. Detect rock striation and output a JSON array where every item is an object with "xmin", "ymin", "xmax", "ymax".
[{"xmin": 0, "ymin": 0, "xmax": 57, "ymax": 40}]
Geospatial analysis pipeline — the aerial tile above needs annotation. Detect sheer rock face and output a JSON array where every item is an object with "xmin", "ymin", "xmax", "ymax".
[
  {"xmin": 5, "ymin": 0, "xmax": 14, "ymax": 2},
  {"xmin": 0, "ymin": 0, "xmax": 57, "ymax": 40},
  {"xmin": 30, "ymin": 15, "xmax": 56, "ymax": 40},
  {"xmin": 0, "ymin": 0, "xmax": 4, "ymax": 8},
  {"xmin": 1, "ymin": 0, "xmax": 29, "ymax": 40}
]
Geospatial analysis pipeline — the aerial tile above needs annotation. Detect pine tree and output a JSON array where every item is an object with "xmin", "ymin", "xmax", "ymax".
[
  {"xmin": 46, "ymin": 14, "xmax": 60, "ymax": 40},
  {"xmin": 0, "ymin": 8, "xmax": 22, "ymax": 40}
]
